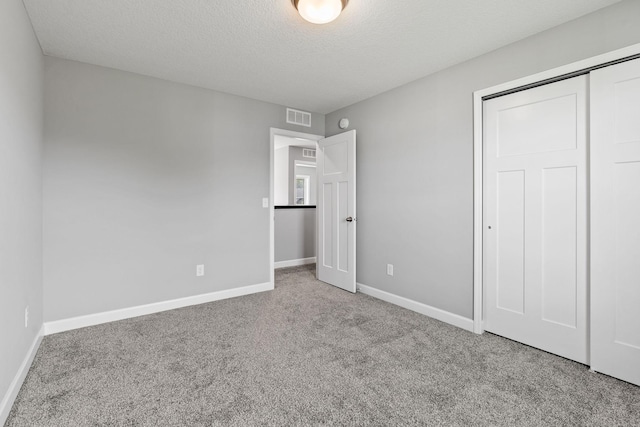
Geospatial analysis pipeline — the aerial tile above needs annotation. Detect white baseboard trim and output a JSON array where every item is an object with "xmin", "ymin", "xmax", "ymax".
[
  {"xmin": 44, "ymin": 282, "xmax": 273, "ymax": 336},
  {"xmin": 0, "ymin": 325, "xmax": 44, "ymax": 426},
  {"xmin": 274, "ymin": 257, "xmax": 316, "ymax": 269},
  {"xmin": 356, "ymin": 283, "xmax": 474, "ymax": 333}
]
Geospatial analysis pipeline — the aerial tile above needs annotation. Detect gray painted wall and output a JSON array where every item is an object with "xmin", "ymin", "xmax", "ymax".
[
  {"xmin": 275, "ymin": 209, "xmax": 316, "ymax": 262},
  {"xmin": 43, "ymin": 57, "xmax": 324, "ymax": 322},
  {"xmin": 325, "ymin": 0, "xmax": 640, "ymax": 319},
  {"xmin": 0, "ymin": 0, "xmax": 44, "ymax": 413}
]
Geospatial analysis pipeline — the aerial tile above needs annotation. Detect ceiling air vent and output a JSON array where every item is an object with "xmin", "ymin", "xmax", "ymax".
[
  {"xmin": 286, "ymin": 108, "xmax": 312, "ymax": 127},
  {"xmin": 303, "ymin": 149, "xmax": 316, "ymax": 159}
]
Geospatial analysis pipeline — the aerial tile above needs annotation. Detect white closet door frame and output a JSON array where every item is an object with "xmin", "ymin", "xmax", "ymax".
[{"xmin": 472, "ymin": 43, "xmax": 640, "ymax": 335}]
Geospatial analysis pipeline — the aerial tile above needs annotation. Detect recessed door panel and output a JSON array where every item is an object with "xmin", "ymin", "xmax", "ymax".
[
  {"xmin": 337, "ymin": 181, "xmax": 349, "ymax": 272},
  {"xmin": 323, "ymin": 143, "xmax": 348, "ymax": 175},
  {"xmin": 613, "ymin": 161, "xmax": 640, "ymax": 349},
  {"xmin": 614, "ymin": 77, "xmax": 640, "ymax": 144},
  {"xmin": 542, "ymin": 167, "xmax": 577, "ymax": 328},
  {"xmin": 322, "ymin": 183, "xmax": 333, "ymax": 268},
  {"xmin": 496, "ymin": 170, "xmax": 525, "ymax": 314},
  {"xmin": 497, "ymin": 94, "xmax": 577, "ymax": 157}
]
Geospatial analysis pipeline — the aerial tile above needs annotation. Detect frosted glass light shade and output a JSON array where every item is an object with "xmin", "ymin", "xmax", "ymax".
[{"xmin": 293, "ymin": 0, "xmax": 347, "ymax": 24}]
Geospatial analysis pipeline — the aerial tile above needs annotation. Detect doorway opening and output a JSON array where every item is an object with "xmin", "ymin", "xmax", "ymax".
[{"xmin": 269, "ymin": 128, "xmax": 323, "ymax": 286}]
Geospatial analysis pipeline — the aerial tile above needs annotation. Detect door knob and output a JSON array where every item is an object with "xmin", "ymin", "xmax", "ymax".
[{"xmin": 346, "ymin": 217, "xmax": 353, "ymax": 222}]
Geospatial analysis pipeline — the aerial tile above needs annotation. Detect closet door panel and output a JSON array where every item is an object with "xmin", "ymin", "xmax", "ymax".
[
  {"xmin": 591, "ymin": 57, "xmax": 640, "ymax": 386},
  {"xmin": 484, "ymin": 76, "xmax": 588, "ymax": 364}
]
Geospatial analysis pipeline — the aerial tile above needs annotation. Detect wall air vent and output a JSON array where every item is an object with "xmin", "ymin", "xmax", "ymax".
[
  {"xmin": 303, "ymin": 149, "xmax": 316, "ymax": 159},
  {"xmin": 286, "ymin": 108, "xmax": 312, "ymax": 127}
]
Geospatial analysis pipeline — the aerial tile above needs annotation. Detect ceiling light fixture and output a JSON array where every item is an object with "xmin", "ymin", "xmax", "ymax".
[{"xmin": 292, "ymin": 0, "xmax": 349, "ymax": 25}]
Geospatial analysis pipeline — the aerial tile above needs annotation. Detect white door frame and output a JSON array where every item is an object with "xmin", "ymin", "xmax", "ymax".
[
  {"xmin": 269, "ymin": 128, "xmax": 323, "ymax": 287},
  {"xmin": 472, "ymin": 42, "xmax": 640, "ymax": 335}
]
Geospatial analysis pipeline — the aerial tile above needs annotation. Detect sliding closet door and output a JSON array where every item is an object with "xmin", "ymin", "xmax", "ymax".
[
  {"xmin": 484, "ymin": 76, "xmax": 588, "ymax": 364},
  {"xmin": 591, "ymin": 58, "xmax": 640, "ymax": 386}
]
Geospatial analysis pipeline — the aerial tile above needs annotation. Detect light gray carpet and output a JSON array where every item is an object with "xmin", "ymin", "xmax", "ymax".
[{"xmin": 6, "ymin": 264, "xmax": 640, "ymax": 426}]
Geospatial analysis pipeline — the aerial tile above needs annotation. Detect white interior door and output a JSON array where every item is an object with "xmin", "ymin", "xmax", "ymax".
[
  {"xmin": 484, "ymin": 76, "xmax": 588, "ymax": 363},
  {"xmin": 316, "ymin": 130, "xmax": 356, "ymax": 293},
  {"xmin": 591, "ymin": 58, "xmax": 640, "ymax": 386}
]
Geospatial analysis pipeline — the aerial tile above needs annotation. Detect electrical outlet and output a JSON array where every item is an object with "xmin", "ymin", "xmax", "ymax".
[
  {"xmin": 24, "ymin": 306, "xmax": 29, "ymax": 328},
  {"xmin": 196, "ymin": 264, "xmax": 205, "ymax": 277},
  {"xmin": 262, "ymin": 197, "xmax": 269, "ymax": 208},
  {"xmin": 387, "ymin": 264, "xmax": 394, "ymax": 276}
]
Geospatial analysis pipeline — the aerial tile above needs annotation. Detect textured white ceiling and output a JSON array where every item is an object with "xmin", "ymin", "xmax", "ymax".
[{"xmin": 23, "ymin": 0, "xmax": 621, "ymax": 114}]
